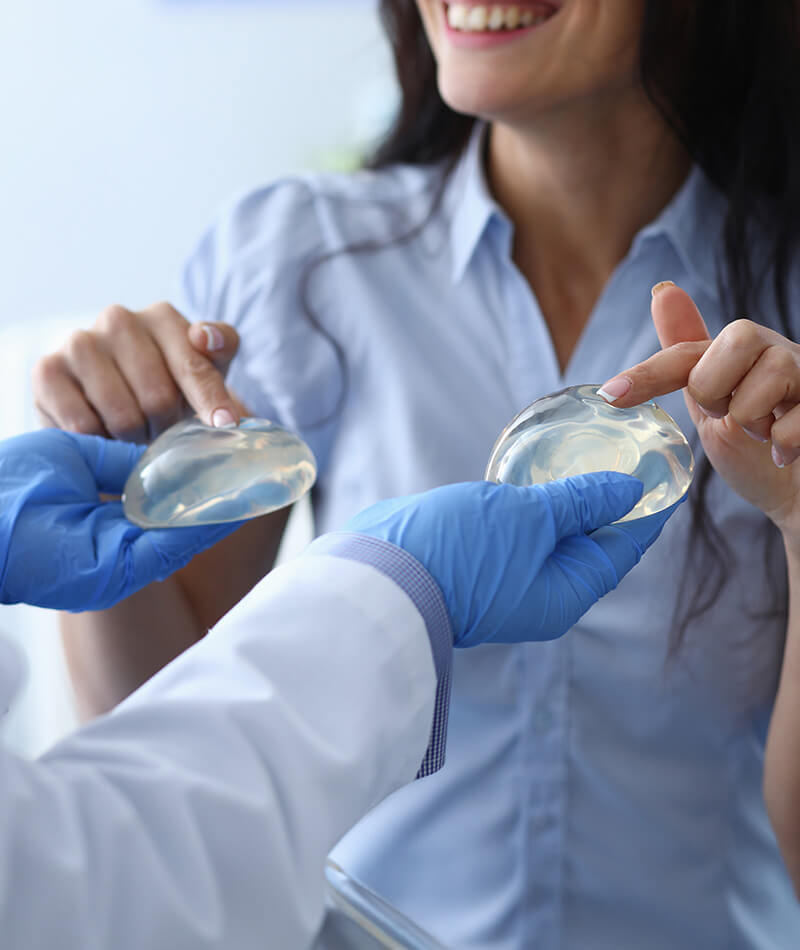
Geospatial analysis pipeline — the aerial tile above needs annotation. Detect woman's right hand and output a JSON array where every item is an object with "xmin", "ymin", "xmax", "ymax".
[
  {"xmin": 32, "ymin": 302, "xmax": 242, "ymax": 444},
  {"xmin": 597, "ymin": 283, "xmax": 800, "ymax": 548}
]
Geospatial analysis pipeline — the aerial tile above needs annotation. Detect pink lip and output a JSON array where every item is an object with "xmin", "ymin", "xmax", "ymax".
[{"xmin": 441, "ymin": 2, "xmax": 559, "ymax": 50}]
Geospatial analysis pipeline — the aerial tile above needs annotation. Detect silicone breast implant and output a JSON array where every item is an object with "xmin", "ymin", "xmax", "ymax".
[
  {"xmin": 485, "ymin": 385, "xmax": 694, "ymax": 522},
  {"xmin": 123, "ymin": 417, "xmax": 317, "ymax": 528}
]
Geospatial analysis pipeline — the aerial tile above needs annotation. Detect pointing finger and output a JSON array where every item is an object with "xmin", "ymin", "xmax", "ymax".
[
  {"xmin": 187, "ymin": 321, "xmax": 241, "ymax": 375},
  {"xmin": 597, "ymin": 340, "xmax": 710, "ymax": 409},
  {"xmin": 150, "ymin": 315, "xmax": 240, "ymax": 429}
]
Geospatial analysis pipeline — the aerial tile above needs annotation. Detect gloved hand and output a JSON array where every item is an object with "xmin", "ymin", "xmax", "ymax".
[
  {"xmin": 0, "ymin": 429, "xmax": 244, "ymax": 611},
  {"xmin": 345, "ymin": 474, "xmax": 681, "ymax": 646}
]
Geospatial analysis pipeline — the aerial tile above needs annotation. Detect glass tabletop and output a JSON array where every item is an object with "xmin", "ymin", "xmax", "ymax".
[{"xmin": 312, "ymin": 861, "xmax": 447, "ymax": 950}]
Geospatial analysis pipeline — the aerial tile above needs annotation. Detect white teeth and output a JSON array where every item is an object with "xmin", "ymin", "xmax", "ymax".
[
  {"xmin": 447, "ymin": 3, "xmax": 467, "ymax": 28},
  {"xmin": 488, "ymin": 7, "xmax": 505, "ymax": 30},
  {"xmin": 467, "ymin": 5, "xmax": 489, "ymax": 30},
  {"xmin": 446, "ymin": 4, "xmax": 550, "ymax": 33}
]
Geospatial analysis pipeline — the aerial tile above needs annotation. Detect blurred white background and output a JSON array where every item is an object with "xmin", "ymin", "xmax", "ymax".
[{"xmin": 0, "ymin": 0, "xmax": 395, "ymax": 755}]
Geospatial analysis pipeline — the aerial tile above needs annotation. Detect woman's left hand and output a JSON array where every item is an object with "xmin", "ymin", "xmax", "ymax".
[{"xmin": 597, "ymin": 282, "xmax": 800, "ymax": 546}]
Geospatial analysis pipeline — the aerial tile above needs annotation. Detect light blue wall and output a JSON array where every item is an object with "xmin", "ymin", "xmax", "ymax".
[{"xmin": 0, "ymin": 1, "xmax": 393, "ymax": 324}]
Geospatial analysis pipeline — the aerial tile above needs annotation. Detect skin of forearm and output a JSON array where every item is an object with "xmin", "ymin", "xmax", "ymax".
[
  {"xmin": 61, "ymin": 578, "xmax": 200, "ymax": 720},
  {"xmin": 62, "ymin": 508, "xmax": 291, "ymax": 719},
  {"xmin": 764, "ymin": 540, "xmax": 800, "ymax": 898}
]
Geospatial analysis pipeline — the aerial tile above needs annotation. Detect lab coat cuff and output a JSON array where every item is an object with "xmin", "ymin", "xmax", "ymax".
[{"xmin": 304, "ymin": 532, "xmax": 452, "ymax": 777}]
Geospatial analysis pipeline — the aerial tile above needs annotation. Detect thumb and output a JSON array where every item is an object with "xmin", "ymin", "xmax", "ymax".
[
  {"xmin": 70, "ymin": 434, "xmax": 146, "ymax": 495},
  {"xmin": 588, "ymin": 495, "xmax": 685, "ymax": 581},
  {"xmin": 129, "ymin": 519, "xmax": 244, "ymax": 586},
  {"xmin": 650, "ymin": 281, "xmax": 712, "ymax": 349},
  {"xmin": 596, "ymin": 282, "xmax": 712, "ymax": 411},
  {"xmin": 649, "ymin": 282, "xmax": 712, "ymax": 428},
  {"xmin": 537, "ymin": 472, "xmax": 644, "ymax": 540},
  {"xmin": 187, "ymin": 321, "xmax": 240, "ymax": 374}
]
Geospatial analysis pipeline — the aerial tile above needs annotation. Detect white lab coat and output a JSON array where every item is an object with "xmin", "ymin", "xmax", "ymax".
[{"xmin": 0, "ymin": 554, "xmax": 437, "ymax": 949}]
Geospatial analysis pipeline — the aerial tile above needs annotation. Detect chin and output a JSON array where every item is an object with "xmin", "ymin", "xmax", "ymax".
[
  {"xmin": 437, "ymin": 71, "xmax": 533, "ymax": 124},
  {"xmin": 438, "ymin": 70, "xmax": 503, "ymax": 116}
]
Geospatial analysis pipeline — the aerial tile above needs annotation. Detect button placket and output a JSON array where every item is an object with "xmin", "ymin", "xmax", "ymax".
[
  {"xmin": 491, "ymin": 229, "xmax": 561, "ymax": 412},
  {"xmin": 520, "ymin": 639, "xmax": 569, "ymax": 949}
]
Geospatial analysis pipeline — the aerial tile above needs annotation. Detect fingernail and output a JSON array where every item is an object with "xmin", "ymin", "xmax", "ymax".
[
  {"xmin": 743, "ymin": 428, "xmax": 768, "ymax": 444},
  {"xmin": 212, "ymin": 408, "xmax": 237, "ymax": 428},
  {"xmin": 597, "ymin": 376, "xmax": 632, "ymax": 403},
  {"xmin": 201, "ymin": 324, "xmax": 225, "ymax": 352},
  {"xmin": 772, "ymin": 445, "xmax": 786, "ymax": 469},
  {"xmin": 651, "ymin": 280, "xmax": 676, "ymax": 297},
  {"xmin": 698, "ymin": 405, "xmax": 725, "ymax": 420}
]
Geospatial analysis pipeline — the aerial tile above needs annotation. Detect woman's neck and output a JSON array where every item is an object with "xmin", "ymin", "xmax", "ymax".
[{"xmin": 486, "ymin": 91, "xmax": 690, "ymax": 370}]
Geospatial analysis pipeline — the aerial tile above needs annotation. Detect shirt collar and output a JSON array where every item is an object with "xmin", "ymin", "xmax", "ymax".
[
  {"xmin": 447, "ymin": 124, "xmax": 728, "ymax": 297},
  {"xmin": 447, "ymin": 123, "xmax": 506, "ymax": 284},
  {"xmin": 633, "ymin": 163, "xmax": 727, "ymax": 299}
]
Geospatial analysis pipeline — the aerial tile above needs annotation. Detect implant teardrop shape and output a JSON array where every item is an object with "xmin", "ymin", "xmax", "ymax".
[
  {"xmin": 123, "ymin": 417, "xmax": 316, "ymax": 528},
  {"xmin": 485, "ymin": 385, "xmax": 694, "ymax": 522}
]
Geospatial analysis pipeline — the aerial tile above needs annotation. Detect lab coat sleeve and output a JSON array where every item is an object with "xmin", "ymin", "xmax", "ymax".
[{"xmin": 0, "ymin": 554, "xmax": 442, "ymax": 950}]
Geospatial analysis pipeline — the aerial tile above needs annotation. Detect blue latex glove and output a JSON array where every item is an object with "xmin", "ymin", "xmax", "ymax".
[
  {"xmin": 345, "ymin": 473, "xmax": 682, "ymax": 646},
  {"xmin": 0, "ymin": 430, "xmax": 244, "ymax": 611}
]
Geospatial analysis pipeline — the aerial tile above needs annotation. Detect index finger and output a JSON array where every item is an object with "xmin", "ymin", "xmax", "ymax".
[
  {"xmin": 597, "ymin": 340, "xmax": 710, "ymax": 409},
  {"xmin": 145, "ymin": 304, "xmax": 240, "ymax": 428}
]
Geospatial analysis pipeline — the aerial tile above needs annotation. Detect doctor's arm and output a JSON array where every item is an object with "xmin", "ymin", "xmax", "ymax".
[
  {"xmin": 0, "ymin": 429, "xmax": 675, "ymax": 948},
  {"xmin": 0, "ymin": 553, "xmax": 440, "ymax": 950}
]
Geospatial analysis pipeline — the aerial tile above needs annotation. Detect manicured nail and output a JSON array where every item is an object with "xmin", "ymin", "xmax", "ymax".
[
  {"xmin": 651, "ymin": 280, "xmax": 675, "ymax": 297},
  {"xmin": 212, "ymin": 408, "xmax": 237, "ymax": 428},
  {"xmin": 201, "ymin": 324, "xmax": 225, "ymax": 352},
  {"xmin": 697, "ymin": 404, "xmax": 725, "ymax": 420},
  {"xmin": 597, "ymin": 376, "xmax": 632, "ymax": 403},
  {"xmin": 743, "ymin": 428, "xmax": 768, "ymax": 444},
  {"xmin": 772, "ymin": 445, "xmax": 786, "ymax": 469}
]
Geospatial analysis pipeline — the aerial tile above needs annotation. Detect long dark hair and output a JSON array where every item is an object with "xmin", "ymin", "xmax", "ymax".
[{"xmin": 355, "ymin": 0, "xmax": 800, "ymax": 648}]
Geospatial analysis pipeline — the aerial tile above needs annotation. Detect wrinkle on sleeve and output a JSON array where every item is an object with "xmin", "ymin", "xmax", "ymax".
[{"xmin": 176, "ymin": 178, "xmax": 345, "ymax": 475}]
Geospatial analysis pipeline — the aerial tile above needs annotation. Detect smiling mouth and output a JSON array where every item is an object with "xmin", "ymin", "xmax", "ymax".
[{"xmin": 444, "ymin": 2, "xmax": 559, "ymax": 33}]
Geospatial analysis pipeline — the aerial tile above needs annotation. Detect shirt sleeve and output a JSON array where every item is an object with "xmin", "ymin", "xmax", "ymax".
[
  {"xmin": 303, "ymin": 532, "xmax": 453, "ymax": 777},
  {"xmin": 0, "ymin": 554, "xmax": 437, "ymax": 949},
  {"xmin": 175, "ymin": 178, "xmax": 345, "ymax": 475}
]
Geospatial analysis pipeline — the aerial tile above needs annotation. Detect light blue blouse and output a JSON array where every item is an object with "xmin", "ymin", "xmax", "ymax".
[{"xmin": 178, "ymin": 126, "xmax": 798, "ymax": 949}]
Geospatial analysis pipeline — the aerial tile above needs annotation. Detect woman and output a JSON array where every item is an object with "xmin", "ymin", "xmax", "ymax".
[{"xmin": 31, "ymin": 2, "xmax": 800, "ymax": 947}]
